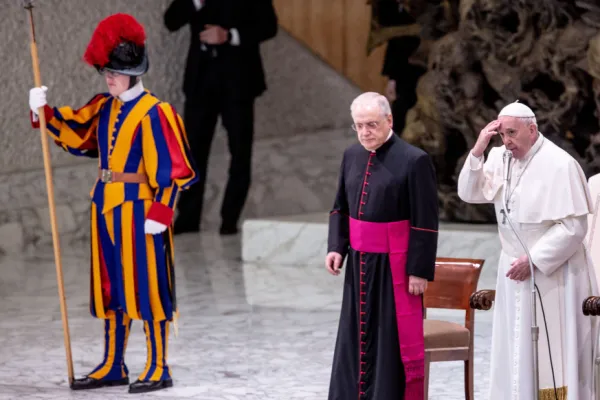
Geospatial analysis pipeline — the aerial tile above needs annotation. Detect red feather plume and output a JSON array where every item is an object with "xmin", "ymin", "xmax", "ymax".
[{"xmin": 83, "ymin": 13, "xmax": 146, "ymax": 67}]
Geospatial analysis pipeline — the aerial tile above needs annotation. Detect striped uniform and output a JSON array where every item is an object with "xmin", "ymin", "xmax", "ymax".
[{"xmin": 32, "ymin": 88, "xmax": 197, "ymax": 382}]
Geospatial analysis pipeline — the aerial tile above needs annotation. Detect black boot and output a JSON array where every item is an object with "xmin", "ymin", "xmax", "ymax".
[
  {"xmin": 128, "ymin": 378, "xmax": 173, "ymax": 394},
  {"xmin": 219, "ymin": 223, "xmax": 239, "ymax": 235},
  {"xmin": 72, "ymin": 311, "xmax": 132, "ymax": 390},
  {"xmin": 130, "ymin": 319, "xmax": 173, "ymax": 394},
  {"xmin": 173, "ymin": 216, "xmax": 200, "ymax": 235},
  {"xmin": 71, "ymin": 376, "xmax": 129, "ymax": 390}
]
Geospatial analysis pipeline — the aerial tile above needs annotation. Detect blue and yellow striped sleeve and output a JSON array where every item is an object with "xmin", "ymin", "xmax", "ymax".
[
  {"xmin": 141, "ymin": 102, "xmax": 198, "ymax": 225},
  {"xmin": 30, "ymin": 94, "xmax": 109, "ymax": 156}
]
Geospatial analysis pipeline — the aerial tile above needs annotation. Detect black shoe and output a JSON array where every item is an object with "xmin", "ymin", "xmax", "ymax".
[
  {"xmin": 128, "ymin": 378, "xmax": 173, "ymax": 394},
  {"xmin": 173, "ymin": 219, "xmax": 200, "ymax": 235},
  {"xmin": 219, "ymin": 224, "xmax": 238, "ymax": 235},
  {"xmin": 70, "ymin": 376, "xmax": 129, "ymax": 390}
]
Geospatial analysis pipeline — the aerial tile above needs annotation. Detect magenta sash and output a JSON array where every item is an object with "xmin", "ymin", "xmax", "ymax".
[{"xmin": 349, "ymin": 217, "xmax": 424, "ymax": 400}]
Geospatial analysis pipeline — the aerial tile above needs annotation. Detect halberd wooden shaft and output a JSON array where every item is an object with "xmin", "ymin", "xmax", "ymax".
[{"xmin": 23, "ymin": 0, "xmax": 74, "ymax": 386}]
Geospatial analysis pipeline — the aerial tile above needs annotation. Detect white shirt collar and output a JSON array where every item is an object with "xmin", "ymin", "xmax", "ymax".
[
  {"xmin": 370, "ymin": 130, "xmax": 394, "ymax": 153},
  {"xmin": 118, "ymin": 79, "xmax": 144, "ymax": 102}
]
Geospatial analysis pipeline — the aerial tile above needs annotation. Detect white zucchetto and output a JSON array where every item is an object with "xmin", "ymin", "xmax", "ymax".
[{"xmin": 498, "ymin": 101, "xmax": 535, "ymax": 118}]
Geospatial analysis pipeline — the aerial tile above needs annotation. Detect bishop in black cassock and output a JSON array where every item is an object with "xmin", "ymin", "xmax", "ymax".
[{"xmin": 326, "ymin": 92, "xmax": 439, "ymax": 400}]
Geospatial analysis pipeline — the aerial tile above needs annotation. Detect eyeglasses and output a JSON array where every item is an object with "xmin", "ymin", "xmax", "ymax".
[
  {"xmin": 351, "ymin": 120, "xmax": 381, "ymax": 131},
  {"xmin": 98, "ymin": 69, "xmax": 121, "ymax": 78}
]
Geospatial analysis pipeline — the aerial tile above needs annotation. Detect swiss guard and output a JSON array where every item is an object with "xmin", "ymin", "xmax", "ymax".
[{"xmin": 28, "ymin": 13, "xmax": 197, "ymax": 394}]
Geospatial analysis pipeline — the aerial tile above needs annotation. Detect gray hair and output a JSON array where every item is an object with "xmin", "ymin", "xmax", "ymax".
[
  {"xmin": 520, "ymin": 116, "xmax": 538, "ymax": 130},
  {"xmin": 350, "ymin": 92, "xmax": 391, "ymax": 117}
]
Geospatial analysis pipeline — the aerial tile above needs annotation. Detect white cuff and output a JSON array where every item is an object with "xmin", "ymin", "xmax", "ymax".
[
  {"xmin": 32, "ymin": 112, "xmax": 39, "ymax": 122},
  {"xmin": 469, "ymin": 151, "xmax": 483, "ymax": 171},
  {"xmin": 192, "ymin": 0, "xmax": 203, "ymax": 11},
  {"xmin": 230, "ymin": 28, "xmax": 240, "ymax": 46},
  {"xmin": 145, "ymin": 219, "xmax": 168, "ymax": 235}
]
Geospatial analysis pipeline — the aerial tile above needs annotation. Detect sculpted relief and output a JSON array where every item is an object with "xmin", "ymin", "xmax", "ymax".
[{"xmin": 369, "ymin": 0, "xmax": 600, "ymax": 222}]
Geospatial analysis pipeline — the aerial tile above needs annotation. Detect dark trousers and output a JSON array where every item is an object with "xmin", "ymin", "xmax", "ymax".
[
  {"xmin": 176, "ymin": 64, "xmax": 255, "ymax": 230},
  {"xmin": 391, "ymin": 88, "xmax": 416, "ymax": 134},
  {"xmin": 390, "ymin": 64, "xmax": 425, "ymax": 135}
]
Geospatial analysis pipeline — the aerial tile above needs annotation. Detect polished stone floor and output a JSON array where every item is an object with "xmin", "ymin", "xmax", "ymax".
[{"xmin": 0, "ymin": 231, "xmax": 496, "ymax": 399}]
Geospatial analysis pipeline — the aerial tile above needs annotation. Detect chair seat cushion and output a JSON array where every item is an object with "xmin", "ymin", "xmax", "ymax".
[{"xmin": 424, "ymin": 319, "xmax": 470, "ymax": 349}]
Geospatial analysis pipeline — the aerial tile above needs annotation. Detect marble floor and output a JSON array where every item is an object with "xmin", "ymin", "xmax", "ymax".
[{"xmin": 0, "ymin": 231, "xmax": 497, "ymax": 400}]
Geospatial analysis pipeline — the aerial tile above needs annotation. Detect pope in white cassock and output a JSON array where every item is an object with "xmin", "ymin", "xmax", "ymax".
[{"xmin": 457, "ymin": 101, "xmax": 598, "ymax": 400}]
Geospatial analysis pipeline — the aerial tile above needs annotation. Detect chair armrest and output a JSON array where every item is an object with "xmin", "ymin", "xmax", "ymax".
[
  {"xmin": 469, "ymin": 290, "xmax": 496, "ymax": 310},
  {"xmin": 583, "ymin": 296, "xmax": 600, "ymax": 316}
]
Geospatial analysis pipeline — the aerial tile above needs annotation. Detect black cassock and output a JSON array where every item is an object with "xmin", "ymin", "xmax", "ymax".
[{"xmin": 327, "ymin": 134, "xmax": 439, "ymax": 400}]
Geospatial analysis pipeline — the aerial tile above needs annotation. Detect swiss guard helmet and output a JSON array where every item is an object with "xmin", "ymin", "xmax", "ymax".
[{"xmin": 83, "ymin": 13, "xmax": 149, "ymax": 77}]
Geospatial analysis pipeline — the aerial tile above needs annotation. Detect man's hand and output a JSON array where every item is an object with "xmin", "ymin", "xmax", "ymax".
[
  {"xmin": 472, "ymin": 120, "xmax": 500, "ymax": 158},
  {"xmin": 200, "ymin": 24, "xmax": 228, "ymax": 45},
  {"xmin": 506, "ymin": 255, "xmax": 532, "ymax": 281},
  {"xmin": 385, "ymin": 80, "xmax": 396, "ymax": 102},
  {"xmin": 408, "ymin": 275, "xmax": 427, "ymax": 295},
  {"xmin": 325, "ymin": 252, "xmax": 343, "ymax": 276}
]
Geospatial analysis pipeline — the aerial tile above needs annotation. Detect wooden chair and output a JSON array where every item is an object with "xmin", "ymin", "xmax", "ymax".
[{"xmin": 423, "ymin": 257, "xmax": 485, "ymax": 400}]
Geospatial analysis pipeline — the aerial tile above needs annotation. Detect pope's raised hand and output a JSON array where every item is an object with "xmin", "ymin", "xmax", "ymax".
[{"xmin": 472, "ymin": 120, "xmax": 500, "ymax": 158}]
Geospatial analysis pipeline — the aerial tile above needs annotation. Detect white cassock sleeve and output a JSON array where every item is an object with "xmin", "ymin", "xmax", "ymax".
[
  {"xmin": 457, "ymin": 149, "xmax": 501, "ymax": 204},
  {"xmin": 530, "ymin": 215, "xmax": 588, "ymax": 276}
]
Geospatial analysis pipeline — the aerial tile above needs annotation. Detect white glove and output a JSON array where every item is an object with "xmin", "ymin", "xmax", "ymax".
[
  {"xmin": 144, "ymin": 219, "xmax": 167, "ymax": 235},
  {"xmin": 29, "ymin": 86, "xmax": 48, "ymax": 115}
]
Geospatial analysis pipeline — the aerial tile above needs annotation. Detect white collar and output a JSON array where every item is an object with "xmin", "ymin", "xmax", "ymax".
[
  {"xmin": 385, "ymin": 129, "xmax": 393, "ymax": 142},
  {"xmin": 118, "ymin": 79, "xmax": 144, "ymax": 102},
  {"xmin": 370, "ymin": 130, "xmax": 394, "ymax": 153}
]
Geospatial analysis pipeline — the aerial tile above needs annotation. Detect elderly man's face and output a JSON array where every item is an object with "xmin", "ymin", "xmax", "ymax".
[
  {"xmin": 352, "ymin": 104, "xmax": 393, "ymax": 151},
  {"xmin": 497, "ymin": 116, "xmax": 538, "ymax": 159}
]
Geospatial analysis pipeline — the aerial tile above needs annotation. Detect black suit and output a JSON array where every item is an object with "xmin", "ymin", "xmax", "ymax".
[
  {"xmin": 378, "ymin": 1, "xmax": 424, "ymax": 134},
  {"xmin": 382, "ymin": 39, "xmax": 424, "ymax": 134},
  {"xmin": 164, "ymin": 0, "xmax": 278, "ymax": 233}
]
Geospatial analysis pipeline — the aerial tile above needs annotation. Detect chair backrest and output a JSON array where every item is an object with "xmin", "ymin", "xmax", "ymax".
[{"xmin": 423, "ymin": 257, "xmax": 485, "ymax": 311}]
